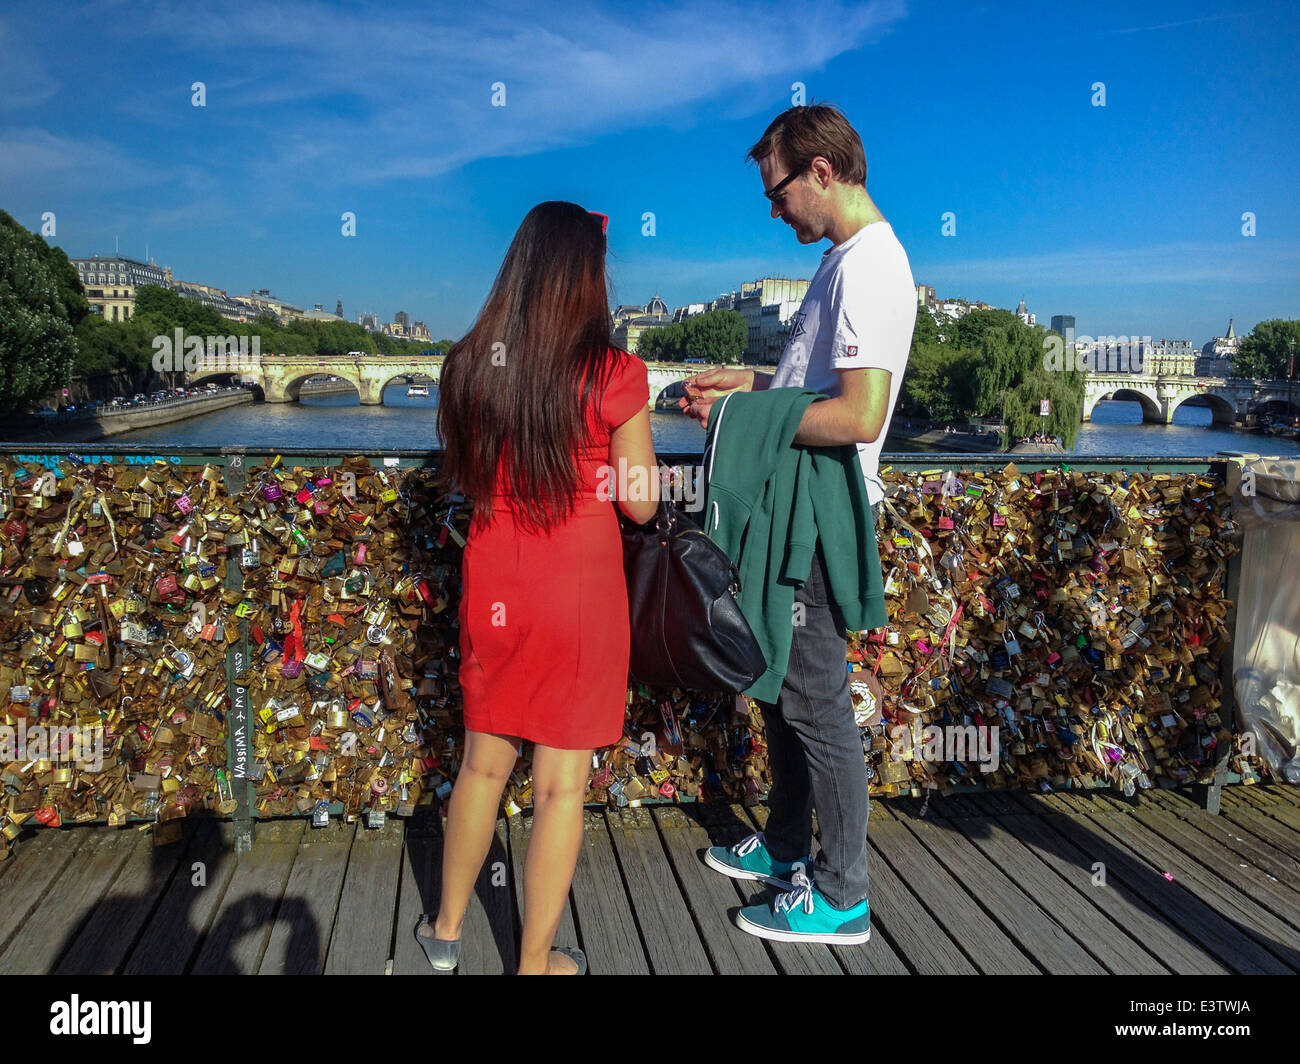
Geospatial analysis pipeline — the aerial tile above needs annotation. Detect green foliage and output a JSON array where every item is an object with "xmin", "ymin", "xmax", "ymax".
[
  {"xmin": 897, "ymin": 306, "xmax": 1082, "ymax": 446},
  {"xmin": 636, "ymin": 310, "xmax": 746, "ymax": 363},
  {"xmin": 900, "ymin": 342, "xmax": 975, "ymax": 423},
  {"xmin": 0, "ymin": 210, "xmax": 87, "ymax": 414},
  {"xmin": 68, "ymin": 281, "xmax": 428, "ymax": 389},
  {"xmin": 1231, "ymin": 319, "xmax": 1300, "ymax": 379},
  {"xmin": 1002, "ymin": 362, "xmax": 1085, "ymax": 448},
  {"xmin": 910, "ymin": 305, "xmax": 940, "ymax": 349}
]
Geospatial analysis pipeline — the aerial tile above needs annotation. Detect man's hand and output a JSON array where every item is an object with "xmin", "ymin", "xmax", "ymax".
[{"xmin": 679, "ymin": 366, "xmax": 754, "ymax": 403}]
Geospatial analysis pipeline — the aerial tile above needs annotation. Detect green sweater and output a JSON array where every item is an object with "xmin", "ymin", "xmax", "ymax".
[{"xmin": 701, "ymin": 388, "xmax": 888, "ymax": 702}]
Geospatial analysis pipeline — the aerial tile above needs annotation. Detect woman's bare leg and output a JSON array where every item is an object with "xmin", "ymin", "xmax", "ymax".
[
  {"xmin": 517, "ymin": 743, "xmax": 593, "ymax": 975},
  {"xmin": 422, "ymin": 729, "xmax": 520, "ymax": 943}
]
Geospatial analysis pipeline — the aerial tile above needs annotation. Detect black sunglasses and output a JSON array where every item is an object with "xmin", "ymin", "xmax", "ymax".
[{"xmin": 764, "ymin": 164, "xmax": 809, "ymax": 203}]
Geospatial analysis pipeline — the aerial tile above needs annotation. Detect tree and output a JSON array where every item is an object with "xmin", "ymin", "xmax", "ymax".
[
  {"xmin": 910, "ymin": 304, "xmax": 940, "ymax": 351},
  {"xmin": 637, "ymin": 323, "xmax": 684, "ymax": 361},
  {"xmin": 1232, "ymin": 319, "xmax": 1300, "ymax": 379},
  {"xmin": 0, "ymin": 210, "xmax": 87, "ymax": 413},
  {"xmin": 685, "ymin": 309, "xmax": 747, "ymax": 363},
  {"xmin": 1002, "ymin": 364, "xmax": 1084, "ymax": 449},
  {"xmin": 900, "ymin": 342, "xmax": 976, "ymax": 423}
]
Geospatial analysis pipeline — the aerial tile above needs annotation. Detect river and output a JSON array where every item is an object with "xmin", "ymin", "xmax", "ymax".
[{"xmin": 30, "ymin": 387, "xmax": 1300, "ymax": 459}]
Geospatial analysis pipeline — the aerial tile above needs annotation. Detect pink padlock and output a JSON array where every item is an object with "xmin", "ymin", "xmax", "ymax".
[
  {"xmin": 938, "ymin": 515, "xmax": 955, "ymax": 531},
  {"xmin": 355, "ymin": 543, "xmax": 367, "ymax": 564},
  {"xmin": 175, "ymin": 494, "xmax": 194, "ymax": 515}
]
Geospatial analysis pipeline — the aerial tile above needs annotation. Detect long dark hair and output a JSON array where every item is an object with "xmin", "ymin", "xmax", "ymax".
[{"xmin": 437, "ymin": 201, "xmax": 616, "ymax": 534}]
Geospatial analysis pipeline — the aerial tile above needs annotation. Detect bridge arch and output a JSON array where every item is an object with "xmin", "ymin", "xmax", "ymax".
[
  {"xmin": 1168, "ymin": 390, "xmax": 1238, "ymax": 425},
  {"xmin": 271, "ymin": 371, "xmax": 363, "ymax": 404},
  {"xmin": 1084, "ymin": 385, "xmax": 1163, "ymax": 423}
]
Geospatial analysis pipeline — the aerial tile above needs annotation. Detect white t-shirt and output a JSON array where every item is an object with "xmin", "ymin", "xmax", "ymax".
[{"xmin": 768, "ymin": 220, "xmax": 916, "ymax": 506}]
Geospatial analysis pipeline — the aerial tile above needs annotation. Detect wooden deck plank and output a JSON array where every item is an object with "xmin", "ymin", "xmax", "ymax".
[
  {"xmin": 949, "ymin": 815, "xmax": 1167, "ymax": 974},
  {"xmin": 867, "ymin": 814, "xmax": 1039, "ymax": 974},
  {"xmin": 1076, "ymin": 808, "xmax": 1300, "ymax": 969},
  {"xmin": 648, "ymin": 806, "xmax": 778, "ymax": 975},
  {"xmin": 56, "ymin": 823, "xmax": 189, "ymax": 974},
  {"xmin": 507, "ymin": 813, "xmax": 579, "ymax": 962},
  {"xmin": 607, "ymin": 807, "xmax": 712, "ymax": 974},
  {"xmin": 995, "ymin": 812, "xmax": 1226, "ymax": 974},
  {"xmin": 568, "ymin": 811, "xmax": 650, "ymax": 974},
  {"xmin": 190, "ymin": 818, "xmax": 305, "ymax": 974},
  {"xmin": 1218, "ymin": 804, "xmax": 1300, "ymax": 858},
  {"xmin": 1267, "ymin": 785, "xmax": 1300, "ymax": 808},
  {"xmin": 1223, "ymin": 786, "xmax": 1279, "ymax": 814},
  {"xmin": 324, "ymin": 816, "xmax": 404, "ymax": 975},
  {"xmin": 391, "ymin": 823, "xmax": 444, "ymax": 976},
  {"xmin": 897, "ymin": 814, "xmax": 1106, "ymax": 974},
  {"xmin": 1129, "ymin": 804, "xmax": 1300, "ymax": 923},
  {"xmin": 455, "ymin": 819, "xmax": 516, "ymax": 975},
  {"xmin": 0, "ymin": 826, "xmax": 141, "ymax": 975},
  {"xmin": 1032, "ymin": 807, "xmax": 1290, "ymax": 973},
  {"xmin": 259, "ymin": 819, "xmax": 355, "ymax": 974},
  {"xmin": 1152, "ymin": 795, "xmax": 1300, "ymax": 886},
  {"xmin": 848, "ymin": 832, "xmax": 965, "ymax": 974},
  {"xmin": 123, "ymin": 821, "xmax": 240, "ymax": 976},
  {"xmin": 0, "ymin": 826, "xmax": 91, "ymax": 962}
]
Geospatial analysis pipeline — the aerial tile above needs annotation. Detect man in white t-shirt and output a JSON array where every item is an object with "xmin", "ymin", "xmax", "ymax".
[{"xmin": 683, "ymin": 103, "xmax": 914, "ymax": 946}]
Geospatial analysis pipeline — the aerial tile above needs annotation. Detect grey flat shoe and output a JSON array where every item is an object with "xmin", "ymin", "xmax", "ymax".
[
  {"xmin": 414, "ymin": 914, "xmax": 460, "ymax": 971},
  {"xmin": 552, "ymin": 946, "xmax": 587, "ymax": 975}
]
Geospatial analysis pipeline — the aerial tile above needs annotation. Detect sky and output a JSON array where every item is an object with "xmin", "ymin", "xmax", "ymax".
[{"xmin": 2, "ymin": 0, "xmax": 1297, "ymax": 347}]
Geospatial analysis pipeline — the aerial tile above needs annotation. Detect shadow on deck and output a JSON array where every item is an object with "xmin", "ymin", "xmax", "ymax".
[{"xmin": 1, "ymin": 786, "xmax": 1298, "ymax": 975}]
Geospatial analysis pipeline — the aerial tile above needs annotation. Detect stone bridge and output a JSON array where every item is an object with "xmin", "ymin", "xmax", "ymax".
[
  {"xmin": 191, "ymin": 354, "xmax": 700, "ymax": 408},
  {"xmin": 1084, "ymin": 373, "xmax": 1299, "ymax": 425}
]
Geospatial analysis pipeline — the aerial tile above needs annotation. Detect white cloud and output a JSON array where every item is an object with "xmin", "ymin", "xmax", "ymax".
[{"xmin": 103, "ymin": 0, "xmax": 909, "ymax": 186}]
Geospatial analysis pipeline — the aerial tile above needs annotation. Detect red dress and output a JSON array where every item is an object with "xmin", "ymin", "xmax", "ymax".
[{"xmin": 457, "ymin": 348, "xmax": 650, "ymax": 749}]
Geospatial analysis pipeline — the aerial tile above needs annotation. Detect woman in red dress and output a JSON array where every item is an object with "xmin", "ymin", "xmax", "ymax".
[{"xmin": 417, "ymin": 202, "xmax": 659, "ymax": 975}]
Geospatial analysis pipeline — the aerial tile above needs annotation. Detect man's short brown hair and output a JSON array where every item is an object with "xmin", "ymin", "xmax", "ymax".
[{"xmin": 746, "ymin": 103, "xmax": 866, "ymax": 186}]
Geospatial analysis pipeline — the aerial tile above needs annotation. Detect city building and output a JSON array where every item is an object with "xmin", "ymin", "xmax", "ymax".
[
  {"xmin": 70, "ymin": 255, "xmax": 172, "ymax": 321},
  {"xmin": 734, "ymin": 278, "xmax": 810, "ymax": 363},
  {"xmin": 234, "ymin": 288, "xmax": 303, "ymax": 322},
  {"xmin": 169, "ymin": 280, "xmax": 254, "ymax": 322},
  {"xmin": 1014, "ymin": 296, "xmax": 1037, "ymax": 327},
  {"xmin": 916, "ymin": 284, "xmax": 936, "ymax": 309},
  {"xmin": 613, "ymin": 295, "xmax": 672, "ymax": 353},
  {"xmin": 1050, "ymin": 314, "xmax": 1075, "ymax": 341},
  {"xmin": 381, "ymin": 311, "xmax": 430, "ymax": 342},
  {"xmin": 302, "ymin": 302, "xmax": 346, "ymax": 322},
  {"xmin": 1075, "ymin": 337, "xmax": 1198, "ymax": 375},
  {"xmin": 1197, "ymin": 318, "xmax": 1241, "ymax": 376}
]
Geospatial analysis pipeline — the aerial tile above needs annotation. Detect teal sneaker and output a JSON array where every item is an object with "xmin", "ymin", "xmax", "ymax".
[
  {"xmin": 735, "ymin": 871, "xmax": 872, "ymax": 944},
  {"xmin": 703, "ymin": 831, "xmax": 809, "ymax": 890}
]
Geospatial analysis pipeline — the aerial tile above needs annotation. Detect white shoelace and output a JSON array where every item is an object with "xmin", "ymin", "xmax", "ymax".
[
  {"xmin": 775, "ymin": 871, "xmax": 815, "ymax": 916},
  {"xmin": 733, "ymin": 833, "xmax": 762, "ymax": 857}
]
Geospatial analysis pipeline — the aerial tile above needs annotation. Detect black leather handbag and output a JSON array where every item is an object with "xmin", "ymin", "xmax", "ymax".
[{"xmin": 618, "ymin": 499, "xmax": 766, "ymax": 692}]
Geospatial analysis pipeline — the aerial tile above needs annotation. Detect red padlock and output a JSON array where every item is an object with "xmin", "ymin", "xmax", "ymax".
[
  {"xmin": 658, "ymin": 781, "xmax": 676, "ymax": 799},
  {"xmin": 34, "ymin": 805, "xmax": 61, "ymax": 827},
  {"xmin": 4, "ymin": 519, "xmax": 28, "ymax": 542}
]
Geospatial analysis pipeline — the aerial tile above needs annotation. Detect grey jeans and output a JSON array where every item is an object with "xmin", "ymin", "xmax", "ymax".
[{"xmin": 754, "ymin": 535, "xmax": 871, "ymax": 910}]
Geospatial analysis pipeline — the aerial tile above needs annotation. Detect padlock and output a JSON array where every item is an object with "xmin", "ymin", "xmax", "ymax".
[{"xmin": 1003, "ymin": 630, "xmax": 1021, "ymax": 656}]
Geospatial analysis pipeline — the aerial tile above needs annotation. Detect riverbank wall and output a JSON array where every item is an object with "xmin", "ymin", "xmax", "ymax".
[{"xmin": 7, "ymin": 391, "xmax": 253, "ymax": 443}]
